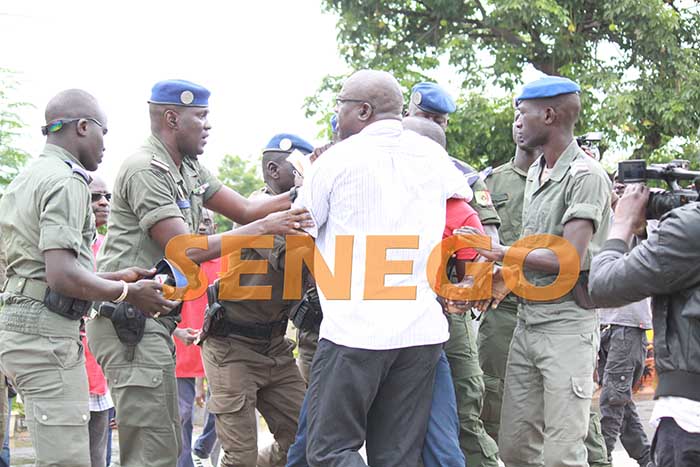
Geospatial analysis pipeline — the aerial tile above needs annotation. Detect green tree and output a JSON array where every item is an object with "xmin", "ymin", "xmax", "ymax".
[
  {"xmin": 314, "ymin": 0, "xmax": 700, "ymax": 166},
  {"xmin": 214, "ymin": 154, "xmax": 263, "ymax": 232},
  {"xmin": 0, "ymin": 68, "xmax": 31, "ymax": 193}
]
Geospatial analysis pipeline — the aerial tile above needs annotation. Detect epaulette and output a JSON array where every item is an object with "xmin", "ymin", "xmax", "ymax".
[
  {"xmin": 63, "ymin": 160, "xmax": 91, "ymax": 184},
  {"xmin": 150, "ymin": 156, "xmax": 170, "ymax": 173}
]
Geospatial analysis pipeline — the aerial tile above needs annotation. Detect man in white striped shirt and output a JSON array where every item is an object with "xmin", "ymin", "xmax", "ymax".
[{"xmin": 297, "ymin": 69, "xmax": 471, "ymax": 467}]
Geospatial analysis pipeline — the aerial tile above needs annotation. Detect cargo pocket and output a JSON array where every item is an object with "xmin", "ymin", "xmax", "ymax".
[
  {"xmin": 605, "ymin": 369, "xmax": 633, "ymax": 406},
  {"xmin": 33, "ymin": 400, "xmax": 90, "ymax": 464},
  {"xmin": 207, "ymin": 393, "xmax": 246, "ymax": 415},
  {"xmin": 206, "ymin": 393, "xmax": 253, "ymax": 452},
  {"xmin": 571, "ymin": 376, "xmax": 594, "ymax": 400},
  {"xmin": 108, "ymin": 367, "xmax": 168, "ymax": 428}
]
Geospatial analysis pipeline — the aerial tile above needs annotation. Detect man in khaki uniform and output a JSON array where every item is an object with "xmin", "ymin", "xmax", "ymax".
[
  {"xmin": 481, "ymin": 112, "xmax": 611, "ymax": 466},
  {"xmin": 0, "ymin": 89, "xmax": 173, "ymax": 467},
  {"xmin": 408, "ymin": 81, "xmax": 499, "ymax": 467},
  {"xmin": 88, "ymin": 80, "xmax": 312, "ymax": 467},
  {"xmin": 203, "ymin": 133, "xmax": 311, "ymax": 467},
  {"xmin": 406, "ymin": 82, "xmax": 501, "ymax": 241},
  {"xmin": 472, "ymin": 76, "xmax": 611, "ymax": 467}
]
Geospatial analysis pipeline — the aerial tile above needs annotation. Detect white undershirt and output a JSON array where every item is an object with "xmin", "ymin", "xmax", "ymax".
[{"xmin": 650, "ymin": 396, "xmax": 700, "ymax": 433}]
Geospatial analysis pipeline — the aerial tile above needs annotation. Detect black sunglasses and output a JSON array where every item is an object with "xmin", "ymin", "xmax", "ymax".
[{"xmin": 91, "ymin": 192, "xmax": 111, "ymax": 202}]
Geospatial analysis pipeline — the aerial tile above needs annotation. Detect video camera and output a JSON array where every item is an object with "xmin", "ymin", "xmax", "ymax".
[{"xmin": 617, "ymin": 159, "xmax": 700, "ymax": 219}]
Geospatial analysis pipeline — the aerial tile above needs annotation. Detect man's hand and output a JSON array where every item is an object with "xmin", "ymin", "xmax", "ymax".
[
  {"xmin": 111, "ymin": 267, "xmax": 156, "ymax": 283},
  {"xmin": 173, "ymin": 327, "xmax": 198, "ymax": 346},
  {"xmin": 126, "ymin": 280, "xmax": 180, "ymax": 317},
  {"xmin": 614, "ymin": 184, "xmax": 649, "ymax": 231},
  {"xmin": 195, "ymin": 377, "xmax": 206, "ymax": 408},
  {"xmin": 262, "ymin": 208, "xmax": 314, "ymax": 235},
  {"xmin": 453, "ymin": 226, "xmax": 507, "ymax": 263}
]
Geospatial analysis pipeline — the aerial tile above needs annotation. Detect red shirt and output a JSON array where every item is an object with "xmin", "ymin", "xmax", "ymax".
[
  {"xmin": 175, "ymin": 258, "xmax": 223, "ymax": 378},
  {"xmin": 443, "ymin": 198, "xmax": 484, "ymax": 260},
  {"xmin": 85, "ymin": 234, "xmax": 108, "ymax": 395}
]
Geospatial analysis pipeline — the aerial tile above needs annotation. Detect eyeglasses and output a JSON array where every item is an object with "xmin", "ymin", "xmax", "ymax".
[
  {"xmin": 91, "ymin": 192, "xmax": 111, "ymax": 203},
  {"xmin": 335, "ymin": 97, "xmax": 374, "ymax": 110},
  {"xmin": 42, "ymin": 117, "xmax": 104, "ymax": 136}
]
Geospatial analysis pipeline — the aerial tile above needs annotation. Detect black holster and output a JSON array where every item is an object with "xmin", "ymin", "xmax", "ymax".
[
  {"xmin": 197, "ymin": 281, "xmax": 224, "ymax": 346},
  {"xmin": 99, "ymin": 302, "xmax": 147, "ymax": 361},
  {"xmin": 288, "ymin": 286, "xmax": 323, "ymax": 332},
  {"xmin": 44, "ymin": 288, "xmax": 92, "ymax": 320}
]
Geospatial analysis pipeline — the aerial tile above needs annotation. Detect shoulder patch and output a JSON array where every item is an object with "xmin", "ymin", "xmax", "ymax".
[
  {"xmin": 63, "ymin": 160, "xmax": 91, "ymax": 184},
  {"xmin": 150, "ymin": 156, "xmax": 170, "ymax": 173},
  {"xmin": 474, "ymin": 190, "xmax": 493, "ymax": 207}
]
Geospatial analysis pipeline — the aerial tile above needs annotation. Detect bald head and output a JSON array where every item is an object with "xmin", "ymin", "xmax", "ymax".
[
  {"xmin": 45, "ymin": 89, "xmax": 102, "ymax": 123},
  {"xmin": 402, "ymin": 116, "xmax": 446, "ymax": 148},
  {"xmin": 342, "ymin": 70, "xmax": 403, "ymax": 116},
  {"xmin": 43, "ymin": 89, "xmax": 107, "ymax": 171},
  {"xmin": 336, "ymin": 70, "xmax": 404, "ymax": 140}
]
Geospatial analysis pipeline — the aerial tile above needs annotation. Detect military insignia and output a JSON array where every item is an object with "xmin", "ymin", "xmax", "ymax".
[
  {"xmin": 180, "ymin": 90, "xmax": 194, "ymax": 105},
  {"xmin": 193, "ymin": 183, "xmax": 210, "ymax": 195},
  {"xmin": 176, "ymin": 199, "xmax": 191, "ymax": 209},
  {"xmin": 474, "ymin": 190, "xmax": 493, "ymax": 207},
  {"xmin": 279, "ymin": 138, "xmax": 293, "ymax": 151},
  {"xmin": 150, "ymin": 157, "xmax": 170, "ymax": 173},
  {"xmin": 63, "ymin": 160, "xmax": 91, "ymax": 184},
  {"xmin": 411, "ymin": 91, "xmax": 422, "ymax": 105}
]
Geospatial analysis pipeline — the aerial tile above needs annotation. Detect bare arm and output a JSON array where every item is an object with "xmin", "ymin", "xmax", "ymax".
[
  {"xmin": 44, "ymin": 249, "xmax": 178, "ymax": 315},
  {"xmin": 455, "ymin": 217, "xmax": 593, "ymax": 274},
  {"xmin": 149, "ymin": 209, "xmax": 313, "ymax": 265},
  {"xmin": 204, "ymin": 185, "xmax": 291, "ymax": 225}
]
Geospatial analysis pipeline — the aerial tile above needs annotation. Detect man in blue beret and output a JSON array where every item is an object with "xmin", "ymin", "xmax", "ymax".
[
  {"xmin": 202, "ymin": 133, "xmax": 315, "ymax": 467},
  {"xmin": 408, "ymin": 81, "xmax": 501, "ymax": 467},
  {"xmin": 465, "ymin": 75, "xmax": 612, "ymax": 467},
  {"xmin": 87, "ymin": 80, "xmax": 314, "ymax": 467}
]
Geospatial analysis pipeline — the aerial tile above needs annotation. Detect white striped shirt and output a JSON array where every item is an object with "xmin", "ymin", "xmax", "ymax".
[{"xmin": 295, "ymin": 119, "xmax": 471, "ymax": 350}]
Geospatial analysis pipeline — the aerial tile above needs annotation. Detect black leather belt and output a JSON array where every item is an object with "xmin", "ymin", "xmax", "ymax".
[{"xmin": 212, "ymin": 318, "xmax": 288, "ymax": 340}]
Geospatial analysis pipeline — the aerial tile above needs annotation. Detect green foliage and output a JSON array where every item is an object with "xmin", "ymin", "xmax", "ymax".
[
  {"xmin": 0, "ymin": 68, "xmax": 31, "ymax": 193},
  {"xmin": 315, "ymin": 0, "xmax": 700, "ymax": 166},
  {"xmin": 214, "ymin": 154, "xmax": 263, "ymax": 232}
]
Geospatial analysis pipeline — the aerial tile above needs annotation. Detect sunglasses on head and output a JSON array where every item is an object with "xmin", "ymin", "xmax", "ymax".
[
  {"xmin": 91, "ymin": 192, "xmax": 111, "ymax": 202},
  {"xmin": 42, "ymin": 117, "xmax": 104, "ymax": 136}
]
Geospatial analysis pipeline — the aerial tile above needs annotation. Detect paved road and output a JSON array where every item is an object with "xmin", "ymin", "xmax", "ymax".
[{"xmin": 7, "ymin": 397, "xmax": 656, "ymax": 466}]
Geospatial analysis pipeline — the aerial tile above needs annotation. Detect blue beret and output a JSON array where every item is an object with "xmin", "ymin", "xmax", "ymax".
[
  {"xmin": 264, "ymin": 133, "xmax": 314, "ymax": 155},
  {"xmin": 148, "ymin": 79, "xmax": 210, "ymax": 107},
  {"xmin": 410, "ymin": 82, "xmax": 456, "ymax": 114},
  {"xmin": 515, "ymin": 76, "xmax": 580, "ymax": 104}
]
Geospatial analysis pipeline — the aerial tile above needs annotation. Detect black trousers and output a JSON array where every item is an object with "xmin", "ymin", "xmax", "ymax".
[
  {"xmin": 653, "ymin": 417, "xmax": 700, "ymax": 467},
  {"xmin": 306, "ymin": 339, "xmax": 442, "ymax": 467},
  {"xmin": 598, "ymin": 325, "xmax": 651, "ymax": 464}
]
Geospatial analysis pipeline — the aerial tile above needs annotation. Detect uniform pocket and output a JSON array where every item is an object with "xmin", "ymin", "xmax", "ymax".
[
  {"xmin": 207, "ymin": 393, "xmax": 246, "ymax": 415},
  {"xmin": 571, "ymin": 375, "xmax": 593, "ymax": 399},
  {"xmin": 108, "ymin": 367, "xmax": 169, "ymax": 428},
  {"xmin": 48, "ymin": 336, "xmax": 84, "ymax": 370},
  {"xmin": 605, "ymin": 368, "xmax": 634, "ymax": 406},
  {"xmin": 32, "ymin": 400, "xmax": 90, "ymax": 465}
]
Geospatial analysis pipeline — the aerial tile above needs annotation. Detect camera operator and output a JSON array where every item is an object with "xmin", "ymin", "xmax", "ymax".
[{"xmin": 589, "ymin": 183, "xmax": 700, "ymax": 467}]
